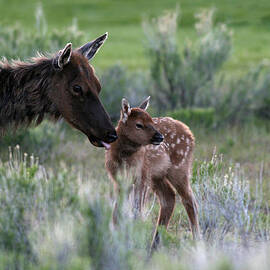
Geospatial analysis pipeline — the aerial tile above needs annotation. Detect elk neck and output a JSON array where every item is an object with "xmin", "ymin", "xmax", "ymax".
[{"xmin": 0, "ymin": 58, "xmax": 60, "ymax": 130}]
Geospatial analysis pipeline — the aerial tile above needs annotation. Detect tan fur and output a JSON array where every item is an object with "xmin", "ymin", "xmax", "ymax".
[{"xmin": 105, "ymin": 105, "xmax": 200, "ymax": 251}]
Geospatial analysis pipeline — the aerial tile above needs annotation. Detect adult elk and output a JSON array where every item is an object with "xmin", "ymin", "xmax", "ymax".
[
  {"xmin": 105, "ymin": 97, "xmax": 200, "ymax": 250},
  {"xmin": 0, "ymin": 33, "xmax": 117, "ymax": 147}
]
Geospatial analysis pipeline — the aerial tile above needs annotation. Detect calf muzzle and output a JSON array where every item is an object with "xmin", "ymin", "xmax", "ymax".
[{"xmin": 151, "ymin": 132, "xmax": 164, "ymax": 145}]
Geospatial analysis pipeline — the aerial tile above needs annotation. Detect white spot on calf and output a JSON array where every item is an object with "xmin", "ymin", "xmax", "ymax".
[
  {"xmin": 186, "ymin": 137, "xmax": 190, "ymax": 144},
  {"xmin": 171, "ymin": 143, "xmax": 175, "ymax": 148},
  {"xmin": 170, "ymin": 133, "xmax": 175, "ymax": 139},
  {"xmin": 176, "ymin": 138, "xmax": 180, "ymax": 144},
  {"xmin": 177, "ymin": 150, "xmax": 183, "ymax": 156},
  {"xmin": 181, "ymin": 135, "xmax": 185, "ymax": 140}
]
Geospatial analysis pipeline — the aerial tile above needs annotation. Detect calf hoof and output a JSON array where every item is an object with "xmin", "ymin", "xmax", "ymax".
[{"xmin": 149, "ymin": 231, "xmax": 160, "ymax": 256}]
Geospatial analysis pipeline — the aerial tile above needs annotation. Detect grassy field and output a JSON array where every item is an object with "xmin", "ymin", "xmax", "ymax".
[
  {"xmin": 0, "ymin": 120, "xmax": 269, "ymax": 269},
  {"xmin": 0, "ymin": 0, "xmax": 270, "ymax": 72}
]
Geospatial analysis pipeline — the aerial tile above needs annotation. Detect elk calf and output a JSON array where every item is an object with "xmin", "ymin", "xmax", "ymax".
[{"xmin": 105, "ymin": 97, "xmax": 200, "ymax": 250}]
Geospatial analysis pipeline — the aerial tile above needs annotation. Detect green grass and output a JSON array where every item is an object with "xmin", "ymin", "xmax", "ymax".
[
  {"xmin": 0, "ymin": 121, "xmax": 269, "ymax": 269},
  {"xmin": 0, "ymin": 0, "xmax": 270, "ymax": 72}
]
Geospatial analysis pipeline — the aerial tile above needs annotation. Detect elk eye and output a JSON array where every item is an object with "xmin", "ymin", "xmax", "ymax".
[
  {"xmin": 136, "ymin": 123, "xmax": 143, "ymax": 129},
  {"xmin": 72, "ymin": 85, "xmax": 82, "ymax": 95}
]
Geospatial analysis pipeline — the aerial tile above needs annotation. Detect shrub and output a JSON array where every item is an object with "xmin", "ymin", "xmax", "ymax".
[
  {"xmin": 0, "ymin": 121, "xmax": 66, "ymax": 162},
  {"xmin": 143, "ymin": 9, "xmax": 232, "ymax": 112},
  {"xmin": 215, "ymin": 62, "xmax": 270, "ymax": 125},
  {"xmin": 100, "ymin": 65, "xmax": 130, "ymax": 121},
  {"xmin": 0, "ymin": 5, "xmax": 85, "ymax": 61},
  {"xmin": 193, "ymin": 154, "xmax": 268, "ymax": 244},
  {"xmin": 0, "ymin": 146, "xmax": 79, "ymax": 262},
  {"xmin": 167, "ymin": 107, "xmax": 215, "ymax": 128},
  {"xmin": 100, "ymin": 64, "xmax": 149, "ymax": 121}
]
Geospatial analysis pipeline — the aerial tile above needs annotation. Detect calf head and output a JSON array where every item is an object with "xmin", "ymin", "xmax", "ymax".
[
  {"xmin": 49, "ymin": 33, "xmax": 117, "ymax": 148},
  {"xmin": 119, "ymin": 97, "xmax": 163, "ymax": 146}
]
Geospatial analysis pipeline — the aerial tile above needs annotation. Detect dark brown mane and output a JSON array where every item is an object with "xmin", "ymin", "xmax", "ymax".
[{"xmin": 0, "ymin": 56, "xmax": 60, "ymax": 133}]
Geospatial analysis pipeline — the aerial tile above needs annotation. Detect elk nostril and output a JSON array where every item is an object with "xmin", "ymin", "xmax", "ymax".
[{"xmin": 106, "ymin": 131, "xmax": 118, "ymax": 143}]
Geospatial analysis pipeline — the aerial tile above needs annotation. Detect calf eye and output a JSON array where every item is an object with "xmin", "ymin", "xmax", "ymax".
[
  {"xmin": 136, "ymin": 123, "xmax": 143, "ymax": 129},
  {"xmin": 72, "ymin": 85, "xmax": 83, "ymax": 95}
]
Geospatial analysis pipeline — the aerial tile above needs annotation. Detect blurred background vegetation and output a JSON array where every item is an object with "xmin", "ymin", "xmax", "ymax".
[
  {"xmin": 0, "ymin": 0, "xmax": 270, "ymax": 269},
  {"xmin": 1, "ymin": 0, "xmax": 270, "ymax": 72}
]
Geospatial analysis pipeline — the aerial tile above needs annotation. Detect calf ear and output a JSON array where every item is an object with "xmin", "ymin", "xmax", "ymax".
[
  {"xmin": 53, "ymin": 43, "xmax": 72, "ymax": 70},
  {"xmin": 139, "ymin": 96, "xmax": 150, "ymax": 111},
  {"xmin": 121, "ymin": 98, "xmax": 131, "ymax": 123},
  {"xmin": 78, "ymin": 32, "xmax": 108, "ymax": 60}
]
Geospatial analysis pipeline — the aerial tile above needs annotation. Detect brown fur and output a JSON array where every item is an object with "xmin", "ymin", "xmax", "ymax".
[
  {"xmin": 105, "ymin": 100, "xmax": 200, "ymax": 251},
  {"xmin": 0, "ymin": 35, "xmax": 117, "ymax": 147}
]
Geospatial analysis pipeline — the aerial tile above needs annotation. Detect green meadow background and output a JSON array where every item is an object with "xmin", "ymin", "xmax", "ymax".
[
  {"xmin": 0, "ymin": 0, "xmax": 270, "ymax": 269},
  {"xmin": 1, "ymin": 0, "xmax": 270, "ymax": 71}
]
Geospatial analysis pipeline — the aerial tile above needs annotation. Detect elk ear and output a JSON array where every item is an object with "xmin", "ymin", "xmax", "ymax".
[
  {"xmin": 139, "ymin": 96, "xmax": 150, "ymax": 111},
  {"xmin": 121, "ymin": 98, "xmax": 131, "ymax": 123},
  {"xmin": 53, "ymin": 43, "xmax": 72, "ymax": 70},
  {"xmin": 78, "ymin": 32, "xmax": 108, "ymax": 60}
]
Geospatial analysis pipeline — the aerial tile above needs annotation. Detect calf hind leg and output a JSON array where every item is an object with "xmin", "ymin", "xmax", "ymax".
[
  {"xmin": 167, "ymin": 170, "xmax": 200, "ymax": 240},
  {"xmin": 151, "ymin": 177, "xmax": 176, "ymax": 251}
]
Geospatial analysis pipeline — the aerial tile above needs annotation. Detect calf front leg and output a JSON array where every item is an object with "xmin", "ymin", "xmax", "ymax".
[
  {"xmin": 151, "ymin": 177, "xmax": 176, "ymax": 251},
  {"xmin": 107, "ymin": 170, "xmax": 121, "ymax": 226},
  {"xmin": 132, "ymin": 175, "xmax": 147, "ymax": 219}
]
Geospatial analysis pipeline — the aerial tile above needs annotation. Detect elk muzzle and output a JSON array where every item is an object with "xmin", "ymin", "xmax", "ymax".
[
  {"xmin": 106, "ymin": 131, "xmax": 118, "ymax": 143},
  {"xmin": 151, "ymin": 132, "xmax": 164, "ymax": 145},
  {"xmin": 88, "ymin": 129, "xmax": 118, "ymax": 150}
]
